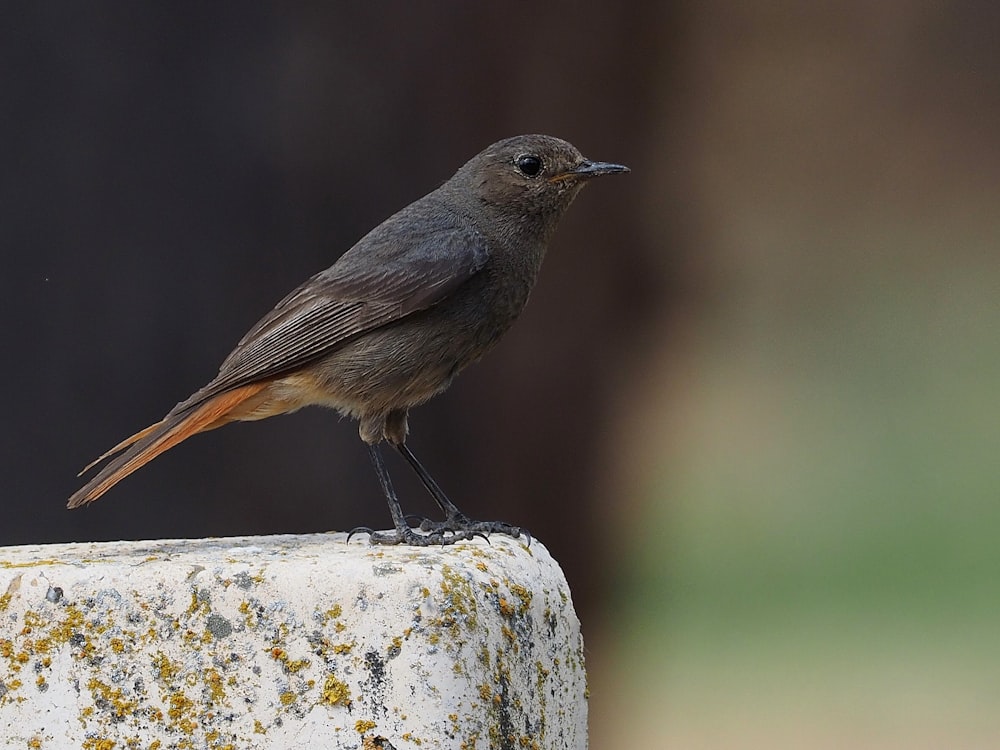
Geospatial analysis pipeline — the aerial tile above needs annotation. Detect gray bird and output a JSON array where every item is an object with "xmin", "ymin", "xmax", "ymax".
[{"xmin": 68, "ymin": 134, "xmax": 629, "ymax": 545}]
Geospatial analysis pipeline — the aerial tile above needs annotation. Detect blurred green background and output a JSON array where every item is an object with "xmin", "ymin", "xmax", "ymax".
[
  {"xmin": 4, "ymin": 3, "xmax": 999, "ymax": 747},
  {"xmin": 593, "ymin": 5, "xmax": 1000, "ymax": 746}
]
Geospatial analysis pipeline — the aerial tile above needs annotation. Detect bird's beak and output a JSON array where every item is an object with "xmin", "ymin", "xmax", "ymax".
[{"xmin": 549, "ymin": 159, "xmax": 630, "ymax": 183}]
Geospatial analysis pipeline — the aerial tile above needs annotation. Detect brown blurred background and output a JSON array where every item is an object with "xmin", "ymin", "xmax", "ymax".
[{"xmin": 4, "ymin": 3, "xmax": 999, "ymax": 747}]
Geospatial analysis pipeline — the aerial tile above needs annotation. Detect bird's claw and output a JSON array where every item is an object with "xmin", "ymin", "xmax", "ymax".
[{"xmin": 346, "ymin": 526, "xmax": 375, "ymax": 543}]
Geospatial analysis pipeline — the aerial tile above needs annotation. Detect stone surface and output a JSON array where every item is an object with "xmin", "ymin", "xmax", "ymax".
[{"xmin": 0, "ymin": 533, "xmax": 587, "ymax": 749}]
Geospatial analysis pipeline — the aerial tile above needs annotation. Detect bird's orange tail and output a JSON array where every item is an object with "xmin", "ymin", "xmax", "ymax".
[{"xmin": 68, "ymin": 382, "xmax": 267, "ymax": 508}]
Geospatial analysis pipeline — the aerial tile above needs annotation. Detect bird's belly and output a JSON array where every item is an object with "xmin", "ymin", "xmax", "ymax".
[{"xmin": 292, "ymin": 324, "xmax": 479, "ymax": 418}]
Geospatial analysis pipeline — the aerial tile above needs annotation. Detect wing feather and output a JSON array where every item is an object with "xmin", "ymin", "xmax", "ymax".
[{"xmin": 202, "ymin": 202, "xmax": 489, "ymax": 398}]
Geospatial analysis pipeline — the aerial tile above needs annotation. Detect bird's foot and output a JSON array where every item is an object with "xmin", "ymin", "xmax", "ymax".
[
  {"xmin": 415, "ymin": 515, "xmax": 528, "ymax": 545},
  {"xmin": 347, "ymin": 519, "xmax": 526, "ymax": 547},
  {"xmin": 347, "ymin": 524, "xmax": 468, "ymax": 546}
]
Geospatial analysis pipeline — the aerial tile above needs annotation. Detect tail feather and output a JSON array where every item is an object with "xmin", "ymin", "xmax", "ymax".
[
  {"xmin": 68, "ymin": 382, "xmax": 267, "ymax": 508},
  {"xmin": 78, "ymin": 421, "xmax": 164, "ymax": 476}
]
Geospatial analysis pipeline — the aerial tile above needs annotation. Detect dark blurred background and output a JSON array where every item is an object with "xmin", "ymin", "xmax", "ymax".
[{"xmin": 4, "ymin": 3, "xmax": 999, "ymax": 747}]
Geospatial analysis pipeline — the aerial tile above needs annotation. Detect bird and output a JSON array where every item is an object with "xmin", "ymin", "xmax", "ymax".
[{"xmin": 68, "ymin": 134, "xmax": 629, "ymax": 545}]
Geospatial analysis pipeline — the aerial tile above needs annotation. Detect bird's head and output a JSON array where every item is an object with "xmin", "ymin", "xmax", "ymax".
[{"xmin": 451, "ymin": 134, "xmax": 629, "ymax": 224}]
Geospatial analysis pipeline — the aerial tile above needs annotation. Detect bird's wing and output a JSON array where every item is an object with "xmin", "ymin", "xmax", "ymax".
[{"xmin": 205, "ymin": 212, "xmax": 490, "ymax": 396}]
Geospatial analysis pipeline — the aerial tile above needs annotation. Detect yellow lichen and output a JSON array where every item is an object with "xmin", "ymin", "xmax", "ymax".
[
  {"xmin": 49, "ymin": 605, "xmax": 84, "ymax": 645},
  {"xmin": 238, "ymin": 601, "xmax": 256, "ymax": 628},
  {"xmin": 269, "ymin": 646, "xmax": 310, "ymax": 674},
  {"xmin": 204, "ymin": 668, "xmax": 225, "ymax": 703},
  {"xmin": 508, "ymin": 583, "xmax": 533, "ymax": 615},
  {"xmin": 355, "ymin": 719, "xmax": 377, "ymax": 734},
  {"xmin": 153, "ymin": 651, "xmax": 177, "ymax": 682},
  {"xmin": 86, "ymin": 678, "xmax": 137, "ymax": 720},
  {"xmin": 439, "ymin": 564, "xmax": 478, "ymax": 631},
  {"xmin": 287, "ymin": 658, "xmax": 310, "ymax": 673},
  {"xmin": 320, "ymin": 674, "xmax": 351, "ymax": 706},
  {"xmin": 279, "ymin": 691, "xmax": 296, "ymax": 706},
  {"xmin": 0, "ymin": 559, "xmax": 59, "ymax": 569},
  {"xmin": 167, "ymin": 691, "xmax": 194, "ymax": 722}
]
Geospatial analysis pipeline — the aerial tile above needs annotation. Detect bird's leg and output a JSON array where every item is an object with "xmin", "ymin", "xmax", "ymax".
[
  {"xmin": 394, "ymin": 442, "xmax": 524, "ymax": 542},
  {"xmin": 353, "ymin": 443, "xmax": 475, "ymax": 546},
  {"xmin": 394, "ymin": 443, "xmax": 463, "ymax": 520}
]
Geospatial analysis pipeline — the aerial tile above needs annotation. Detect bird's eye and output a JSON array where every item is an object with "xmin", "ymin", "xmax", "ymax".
[{"xmin": 515, "ymin": 154, "xmax": 543, "ymax": 177}]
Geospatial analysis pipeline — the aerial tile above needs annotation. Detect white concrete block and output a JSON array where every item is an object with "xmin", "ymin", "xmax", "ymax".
[{"xmin": 0, "ymin": 533, "xmax": 587, "ymax": 749}]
